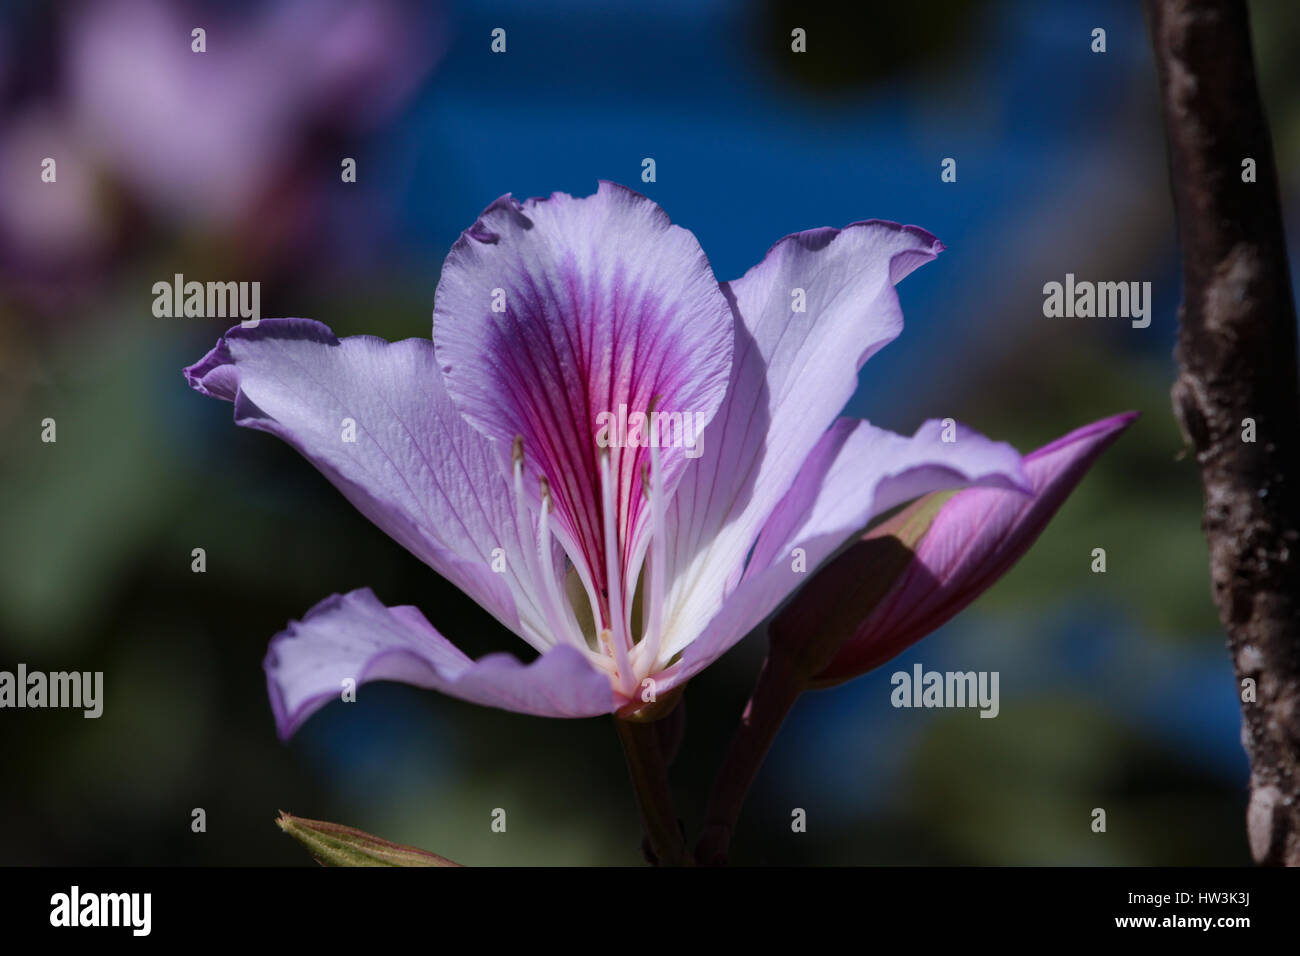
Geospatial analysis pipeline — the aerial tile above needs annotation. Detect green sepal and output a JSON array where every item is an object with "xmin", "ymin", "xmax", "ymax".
[{"xmin": 276, "ymin": 812, "xmax": 461, "ymax": 867}]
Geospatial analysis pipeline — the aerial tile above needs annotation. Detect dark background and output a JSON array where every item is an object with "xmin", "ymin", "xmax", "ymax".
[{"xmin": 3, "ymin": 0, "xmax": 1297, "ymax": 865}]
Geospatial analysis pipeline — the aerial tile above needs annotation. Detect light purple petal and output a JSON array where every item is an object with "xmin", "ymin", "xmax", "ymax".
[
  {"xmin": 663, "ymin": 417, "xmax": 1030, "ymax": 686},
  {"xmin": 433, "ymin": 182, "xmax": 734, "ymax": 628},
  {"xmin": 662, "ymin": 221, "xmax": 944, "ymax": 646},
  {"xmin": 184, "ymin": 318, "xmax": 552, "ymax": 642},
  {"xmin": 266, "ymin": 589, "xmax": 616, "ymax": 738},
  {"xmin": 815, "ymin": 412, "xmax": 1138, "ymax": 683},
  {"xmin": 750, "ymin": 417, "xmax": 1031, "ymax": 573}
]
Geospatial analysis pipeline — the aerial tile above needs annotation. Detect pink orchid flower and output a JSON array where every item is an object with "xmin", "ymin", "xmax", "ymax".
[{"xmin": 184, "ymin": 182, "xmax": 1031, "ymax": 738}]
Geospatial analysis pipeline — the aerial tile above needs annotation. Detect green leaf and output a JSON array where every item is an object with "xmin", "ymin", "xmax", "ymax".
[{"xmin": 276, "ymin": 812, "xmax": 461, "ymax": 867}]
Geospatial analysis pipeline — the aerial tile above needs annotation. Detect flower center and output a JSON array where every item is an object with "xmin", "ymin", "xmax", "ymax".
[{"xmin": 510, "ymin": 437, "xmax": 669, "ymax": 699}]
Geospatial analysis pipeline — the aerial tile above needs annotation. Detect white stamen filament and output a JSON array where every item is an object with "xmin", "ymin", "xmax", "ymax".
[
  {"xmin": 568, "ymin": 548, "xmax": 606, "ymax": 645},
  {"xmin": 511, "ymin": 436, "xmax": 675, "ymax": 697},
  {"xmin": 537, "ymin": 477, "xmax": 602, "ymax": 664},
  {"xmin": 509, "ymin": 437, "xmax": 555, "ymax": 652},
  {"xmin": 512, "ymin": 437, "xmax": 617, "ymax": 674},
  {"xmin": 634, "ymin": 440, "xmax": 667, "ymax": 680},
  {"xmin": 599, "ymin": 450, "xmax": 636, "ymax": 696}
]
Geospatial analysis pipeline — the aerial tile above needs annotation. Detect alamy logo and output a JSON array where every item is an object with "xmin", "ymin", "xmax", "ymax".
[
  {"xmin": 594, "ymin": 403, "xmax": 705, "ymax": 459},
  {"xmin": 152, "ymin": 273, "xmax": 260, "ymax": 327},
  {"xmin": 0, "ymin": 664, "xmax": 102, "ymax": 718},
  {"xmin": 50, "ymin": 886, "xmax": 151, "ymax": 936},
  {"xmin": 890, "ymin": 663, "xmax": 999, "ymax": 718},
  {"xmin": 1042, "ymin": 273, "xmax": 1151, "ymax": 328}
]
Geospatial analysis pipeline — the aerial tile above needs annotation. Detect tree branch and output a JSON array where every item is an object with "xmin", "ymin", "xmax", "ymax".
[{"xmin": 1147, "ymin": 0, "xmax": 1300, "ymax": 865}]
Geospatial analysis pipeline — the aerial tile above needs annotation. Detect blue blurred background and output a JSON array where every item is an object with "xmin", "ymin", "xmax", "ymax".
[{"xmin": 4, "ymin": 0, "xmax": 1297, "ymax": 864}]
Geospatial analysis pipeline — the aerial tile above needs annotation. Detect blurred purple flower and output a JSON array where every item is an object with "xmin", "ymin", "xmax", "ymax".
[
  {"xmin": 64, "ymin": 0, "xmax": 440, "ymax": 228},
  {"xmin": 0, "ymin": 0, "xmax": 441, "ymax": 296},
  {"xmin": 185, "ymin": 182, "xmax": 1031, "ymax": 738},
  {"xmin": 0, "ymin": 107, "xmax": 108, "ymax": 265}
]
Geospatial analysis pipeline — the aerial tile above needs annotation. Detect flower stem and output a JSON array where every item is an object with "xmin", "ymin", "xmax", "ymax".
[
  {"xmin": 614, "ymin": 713, "xmax": 689, "ymax": 866},
  {"xmin": 695, "ymin": 646, "xmax": 807, "ymax": 865}
]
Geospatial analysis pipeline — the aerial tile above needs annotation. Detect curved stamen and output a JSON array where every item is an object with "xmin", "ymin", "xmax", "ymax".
[
  {"xmin": 508, "ymin": 436, "xmax": 557, "ymax": 651},
  {"xmin": 567, "ymin": 544, "xmax": 607, "ymax": 649},
  {"xmin": 599, "ymin": 450, "xmax": 636, "ymax": 695},
  {"xmin": 538, "ymin": 477, "xmax": 607, "ymax": 666},
  {"xmin": 511, "ymin": 437, "xmax": 616, "ymax": 672},
  {"xmin": 636, "ymin": 439, "xmax": 667, "ymax": 680}
]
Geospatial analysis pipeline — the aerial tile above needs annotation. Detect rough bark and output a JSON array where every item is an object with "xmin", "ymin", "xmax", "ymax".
[{"xmin": 1147, "ymin": 0, "xmax": 1300, "ymax": 864}]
